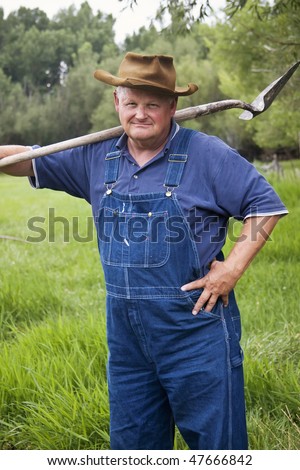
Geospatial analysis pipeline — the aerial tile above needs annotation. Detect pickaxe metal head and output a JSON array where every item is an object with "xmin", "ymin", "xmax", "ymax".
[{"xmin": 239, "ymin": 60, "xmax": 300, "ymax": 120}]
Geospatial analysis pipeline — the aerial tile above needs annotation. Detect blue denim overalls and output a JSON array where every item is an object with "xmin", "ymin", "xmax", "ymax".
[{"xmin": 97, "ymin": 128, "xmax": 247, "ymax": 450}]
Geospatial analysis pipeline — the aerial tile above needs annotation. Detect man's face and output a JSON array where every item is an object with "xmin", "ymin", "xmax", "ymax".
[{"xmin": 114, "ymin": 87, "xmax": 177, "ymax": 148}]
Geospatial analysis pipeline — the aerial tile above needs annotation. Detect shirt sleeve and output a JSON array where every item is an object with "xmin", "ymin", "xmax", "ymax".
[
  {"xmin": 29, "ymin": 144, "xmax": 91, "ymax": 203},
  {"xmin": 212, "ymin": 146, "xmax": 288, "ymax": 220}
]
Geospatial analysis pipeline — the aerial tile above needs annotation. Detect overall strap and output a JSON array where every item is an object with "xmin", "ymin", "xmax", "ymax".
[
  {"xmin": 104, "ymin": 138, "xmax": 121, "ymax": 186},
  {"xmin": 104, "ymin": 128, "xmax": 196, "ymax": 190},
  {"xmin": 164, "ymin": 128, "xmax": 196, "ymax": 190}
]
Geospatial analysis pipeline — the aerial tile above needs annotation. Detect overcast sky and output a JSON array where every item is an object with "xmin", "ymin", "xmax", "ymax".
[{"xmin": 0, "ymin": 0, "xmax": 226, "ymax": 43}]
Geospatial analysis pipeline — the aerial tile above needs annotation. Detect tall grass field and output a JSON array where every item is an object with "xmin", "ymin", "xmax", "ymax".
[{"xmin": 0, "ymin": 161, "xmax": 299, "ymax": 450}]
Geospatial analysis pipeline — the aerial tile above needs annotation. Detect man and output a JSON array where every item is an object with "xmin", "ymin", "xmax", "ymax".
[{"xmin": 0, "ymin": 52, "xmax": 288, "ymax": 450}]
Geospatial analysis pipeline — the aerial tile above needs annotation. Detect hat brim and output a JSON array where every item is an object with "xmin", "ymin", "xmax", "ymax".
[{"xmin": 94, "ymin": 69, "xmax": 198, "ymax": 96}]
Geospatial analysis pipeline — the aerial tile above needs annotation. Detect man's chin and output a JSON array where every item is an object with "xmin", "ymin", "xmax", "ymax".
[{"xmin": 128, "ymin": 129, "xmax": 154, "ymax": 141}]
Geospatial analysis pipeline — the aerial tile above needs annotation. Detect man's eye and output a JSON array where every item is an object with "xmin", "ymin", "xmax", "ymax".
[{"xmin": 149, "ymin": 104, "xmax": 159, "ymax": 109}]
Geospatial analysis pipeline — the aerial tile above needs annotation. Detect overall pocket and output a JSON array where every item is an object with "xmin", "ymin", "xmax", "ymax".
[
  {"xmin": 99, "ymin": 208, "xmax": 170, "ymax": 267},
  {"xmin": 186, "ymin": 289, "xmax": 244, "ymax": 368},
  {"xmin": 186, "ymin": 288, "xmax": 222, "ymax": 318}
]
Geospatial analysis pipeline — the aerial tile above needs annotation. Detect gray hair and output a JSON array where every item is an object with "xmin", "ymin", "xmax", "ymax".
[
  {"xmin": 115, "ymin": 86, "xmax": 177, "ymax": 104},
  {"xmin": 115, "ymin": 86, "xmax": 128, "ymax": 98}
]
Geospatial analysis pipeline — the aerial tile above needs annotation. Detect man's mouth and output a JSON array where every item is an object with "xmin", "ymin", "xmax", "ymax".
[{"xmin": 131, "ymin": 121, "xmax": 152, "ymax": 127}]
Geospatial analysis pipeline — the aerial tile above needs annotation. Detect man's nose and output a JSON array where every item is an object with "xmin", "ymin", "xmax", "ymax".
[{"xmin": 135, "ymin": 106, "xmax": 147, "ymax": 119}]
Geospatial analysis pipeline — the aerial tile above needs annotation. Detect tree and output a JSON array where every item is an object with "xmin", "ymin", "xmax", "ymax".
[
  {"xmin": 1, "ymin": 6, "xmax": 49, "ymax": 33},
  {"xmin": 0, "ymin": 69, "xmax": 27, "ymax": 144},
  {"xmin": 120, "ymin": 0, "xmax": 300, "ymax": 33},
  {"xmin": 0, "ymin": 3, "xmax": 121, "ymax": 143},
  {"xmin": 0, "ymin": 1, "xmax": 298, "ymax": 153},
  {"xmin": 207, "ymin": 2, "xmax": 300, "ymax": 154},
  {"xmin": 0, "ymin": 3, "xmax": 118, "ymax": 95},
  {"xmin": 224, "ymin": 0, "xmax": 300, "ymax": 18},
  {"xmin": 52, "ymin": 2, "xmax": 117, "ymax": 63},
  {"xmin": 15, "ymin": 43, "xmax": 106, "ymax": 146}
]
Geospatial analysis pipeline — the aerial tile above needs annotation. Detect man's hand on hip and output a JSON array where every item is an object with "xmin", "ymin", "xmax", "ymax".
[{"xmin": 181, "ymin": 260, "xmax": 238, "ymax": 315}]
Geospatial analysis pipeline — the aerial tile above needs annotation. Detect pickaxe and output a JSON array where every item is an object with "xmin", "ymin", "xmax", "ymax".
[{"xmin": 0, "ymin": 61, "xmax": 299, "ymax": 169}]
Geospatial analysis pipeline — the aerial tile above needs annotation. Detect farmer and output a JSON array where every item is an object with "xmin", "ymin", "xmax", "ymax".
[{"xmin": 0, "ymin": 52, "xmax": 288, "ymax": 450}]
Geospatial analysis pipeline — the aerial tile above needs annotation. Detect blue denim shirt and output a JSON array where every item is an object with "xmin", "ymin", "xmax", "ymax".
[{"xmin": 30, "ymin": 120, "xmax": 287, "ymax": 267}]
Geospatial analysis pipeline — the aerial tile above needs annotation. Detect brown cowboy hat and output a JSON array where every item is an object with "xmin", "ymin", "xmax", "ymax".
[{"xmin": 94, "ymin": 52, "xmax": 198, "ymax": 96}]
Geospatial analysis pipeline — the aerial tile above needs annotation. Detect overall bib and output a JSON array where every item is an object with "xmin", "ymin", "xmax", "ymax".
[{"xmin": 97, "ymin": 128, "xmax": 247, "ymax": 450}]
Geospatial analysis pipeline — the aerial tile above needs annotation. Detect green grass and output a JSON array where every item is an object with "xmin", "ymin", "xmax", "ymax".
[{"xmin": 0, "ymin": 166, "xmax": 299, "ymax": 450}]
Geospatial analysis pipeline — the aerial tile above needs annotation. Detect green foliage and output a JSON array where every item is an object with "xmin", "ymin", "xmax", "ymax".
[
  {"xmin": 0, "ymin": 1, "xmax": 299, "ymax": 154},
  {"xmin": 225, "ymin": 0, "xmax": 300, "ymax": 18},
  {"xmin": 121, "ymin": 0, "xmax": 213, "ymax": 34},
  {"xmin": 0, "ymin": 70, "xmax": 27, "ymax": 144},
  {"xmin": 55, "ymin": 42, "xmax": 105, "ymax": 139},
  {"xmin": 0, "ymin": 3, "xmax": 116, "ymax": 94},
  {"xmin": 52, "ymin": 2, "xmax": 117, "ymax": 63},
  {"xmin": 207, "ymin": 2, "xmax": 300, "ymax": 152},
  {"xmin": 121, "ymin": 0, "xmax": 300, "ymax": 35}
]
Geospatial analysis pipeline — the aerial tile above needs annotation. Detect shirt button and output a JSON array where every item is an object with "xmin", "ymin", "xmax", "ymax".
[{"xmin": 133, "ymin": 174, "xmax": 139, "ymax": 179}]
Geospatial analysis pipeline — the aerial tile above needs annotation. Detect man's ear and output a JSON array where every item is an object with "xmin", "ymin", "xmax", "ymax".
[
  {"xmin": 171, "ymin": 96, "xmax": 178, "ymax": 116},
  {"xmin": 113, "ymin": 90, "xmax": 119, "ymax": 112}
]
